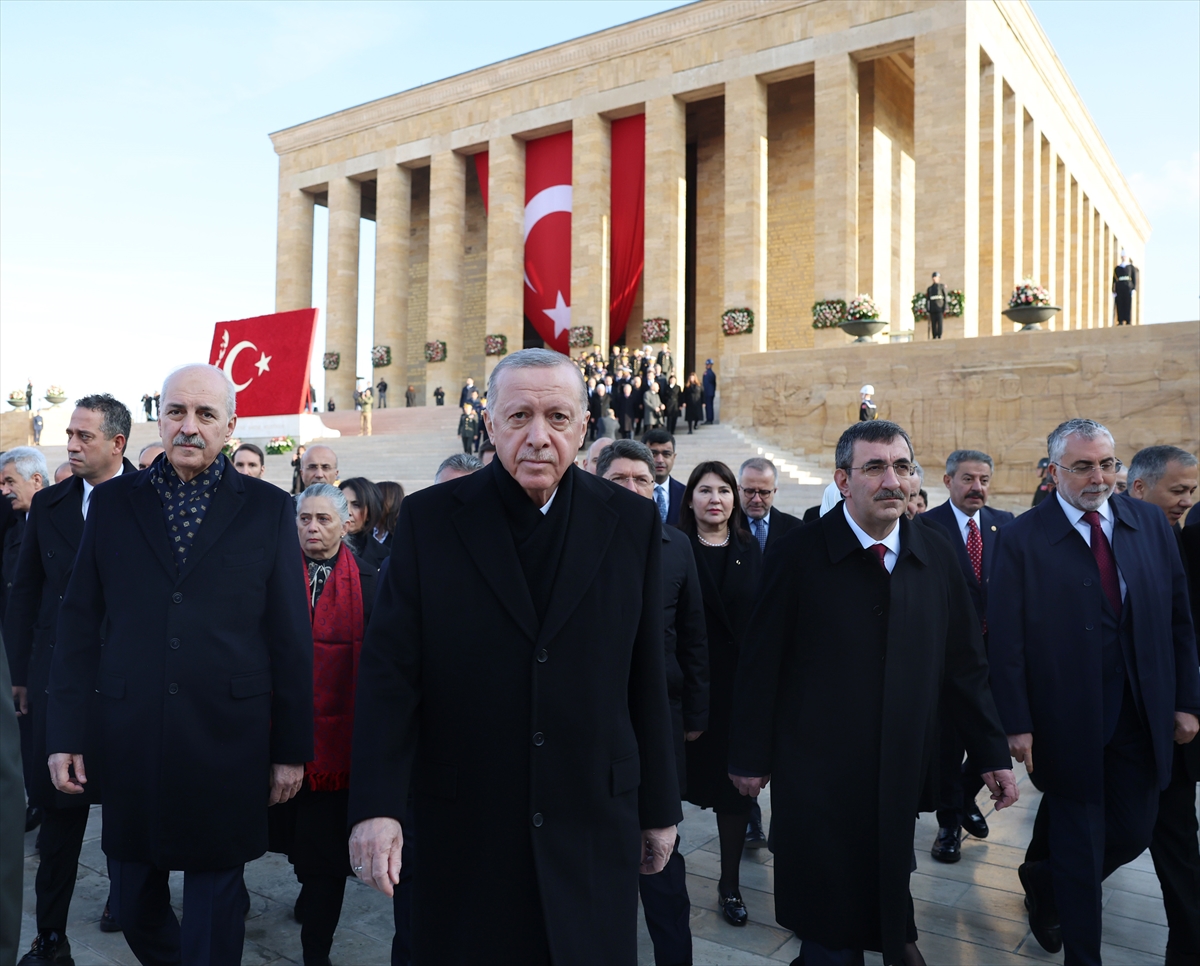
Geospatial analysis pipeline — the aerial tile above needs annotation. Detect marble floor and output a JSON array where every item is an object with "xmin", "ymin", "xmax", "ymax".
[{"xmin": 17, "ymin": 770, "xmax": 1187, "ymax": 965}]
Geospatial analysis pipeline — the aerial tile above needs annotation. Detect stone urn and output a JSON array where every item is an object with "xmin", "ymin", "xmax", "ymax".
[
  {"xmin": 1003, "ymin": 305, "xmax": 1060, "ymax": 331},
  {"xmin": 6, "ymin": 395, "xmax": 25, "ymax": 409},
  {"xmin": 838, "ymin": 319, "xmax": 887, "ymax": 343},
  {"xmin": 44, "ymin": 393, "xmax": 68, "ymax": 406}
]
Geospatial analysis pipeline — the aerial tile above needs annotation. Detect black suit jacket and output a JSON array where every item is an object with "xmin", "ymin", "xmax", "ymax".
[
  {"xmin": 803, "ymin": 505, "xmax": 821, "ymax": 523},
  {"xmin": 664, "ymin": 476, "xmax": 685, "ymax": 527},
  {"xmin": 988, "ymin": 494, "xmax": 1200, "ymax": 801},
  {"xmin": 1, "ymin": 504, "xmax": 23, "ymax": 622},
  {"xmin": 762, "ymin": 507, "xmax": 804, "ymax": 555},
  {"xmin": 920, "ymin": 502, "xmax": 1014, "ymax": 625},
  {"xmin": 48, "ymin": 460, "xmax": 313, "ymax": 870},
  {"xmin": 661, "ymin": 525, "xmax": 708, "ymax": 798},
  {"xmin": 349, "ymin": 461, "xmax": 679, "ymax": 965}
]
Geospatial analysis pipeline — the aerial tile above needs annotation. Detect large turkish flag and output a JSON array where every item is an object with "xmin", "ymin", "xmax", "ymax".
[
  {"xmin": 524, "ymin": 131, "xmax": 573, "ymax": 354},
  {"xmin": 207, "ymin": 309, "xmax": 318, "ymax": 417}
]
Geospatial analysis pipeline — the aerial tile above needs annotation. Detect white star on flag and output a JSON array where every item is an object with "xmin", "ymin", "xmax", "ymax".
[
  {"xmin": 254, "ymin": 352, "xmax": 272, "ymax": 376},
  {"xmin": 543, "ymin": 291, "xmax": 571, "ymax": 338}
]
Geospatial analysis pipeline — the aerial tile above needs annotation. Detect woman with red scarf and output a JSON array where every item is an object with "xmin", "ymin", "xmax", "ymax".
[{"xmin": 271, "ymin": 483, "xmax": 376, "ymax": 966}]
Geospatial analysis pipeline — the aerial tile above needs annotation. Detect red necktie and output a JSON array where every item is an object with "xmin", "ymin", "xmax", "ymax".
[
  {"xmin": 1082, "ymin": 510, "xmax": 1122, "ymax": 618},
  {"xmin": 870, "ymin": 543, "xmax": 889, "ymax": 573},
  {"xmin": 966, "ymin": 519, "xmax": 986, "ymax": 634}
]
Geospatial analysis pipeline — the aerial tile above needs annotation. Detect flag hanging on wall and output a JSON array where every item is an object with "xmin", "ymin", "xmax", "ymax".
[
  {"xmin": 609, "ymin": 114, "xmax": 646, "ymax": 344},
  {"xmin": 207, "ymin": 308, "xmax": 318, "ymax": 417},
  {"xmin": 524, "ymin": 131, "xmax": 573, "ymax": 353}
]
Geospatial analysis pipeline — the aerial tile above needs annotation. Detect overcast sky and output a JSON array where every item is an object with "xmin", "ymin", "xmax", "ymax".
[{"xmin": 1, "ymin": 0, "xmax": 1195, "ymax": 417}]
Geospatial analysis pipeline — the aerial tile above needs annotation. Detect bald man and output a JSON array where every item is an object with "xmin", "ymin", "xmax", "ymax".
[
  {"xmin": 584, "ymin": 437, "xmax": 615, "ymax": 474},
  {"xmin": 300, "ymin": 444, "xmax": 339, "ymax": 487}
]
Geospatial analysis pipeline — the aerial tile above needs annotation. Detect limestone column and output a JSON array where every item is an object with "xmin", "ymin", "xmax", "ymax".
[
  {"xmin": 814, "ymin": 55, "xmax": 858, "ymax": 329},
  {"xmin": 978, "ymin": 58, "xmax": 1003, "ymax": 336},
  {"xmin": 644, "ymin": 95, "xmax": 687, "ymax": 370},
  {"xmin": 426, "ymin": 151, "xmax": 466, "ymax": 404},
  {"xmin": 276, "ymin": 186, "xmax": 315, "ymax": 312},
  {"xmin": 1071, "ymin": 178, "xmax": 1084, "ymax": 329},
  {"xmin": 858, "ymin": 63, "xmax": 894, "ymax": 335},
  {"xmin": 1056, "ymin": 161, "xmax": 1072, "ymax": 329},
  {"xmin": 374, "ymin": 164, "xmax": 411, "ymax": 398},
  {"xmin": 914, "ymin": 22, "xmax": 979, "ymax": 338},
  {"xmin": 1001, "ymin": 84, "xmax": 1023, "ymax": 310},
  {"xmin": 571, "ymin": 114, "xmax": 612, "ymax": 355},
  {"xmin": 1081, "ymin": 193, "xmax": 1094, "ymax": 327},
  {"xmin": 724, "ymin": 74, "xmax": 769, "ymax": 354},
  {"xmin": 485, "ymin": 135, "xmax": 525, "ymax": 381},
  {"xmin": 1040, "ymin": 140, "xmax": 1057, "ymax": 329},
  {"xmin": 1022, "ymin": 112, "xmax": 1041, "ymax": 282},
  {"xmin": 325, "ymin": 177, "xmax": 361, "ymax": 410}
]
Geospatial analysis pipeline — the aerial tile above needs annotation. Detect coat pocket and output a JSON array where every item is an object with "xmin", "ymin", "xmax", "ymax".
[
  {"xmin": 611, "ymin": 753, "xmax": 641, "ymax": 796},
  {"xmin": 414, "ymin": 758, "xmax": 457, "ymax": 800},
  {"xmin": 96, "ymin": 673, "xmax": 125, "ymax": 698},
  {"xmin": 230, "ymin": 670, "xmax": 272, "ymax": 699}
]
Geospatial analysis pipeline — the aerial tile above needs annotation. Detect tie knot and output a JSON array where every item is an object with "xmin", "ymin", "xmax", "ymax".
[
  {"xmin": 967, "ymin": 518, "xmax": 979, "ymax": 533},
  {"xmin": 1082, "ymin": 510, "xmax": 1103, "ymax": 528},
  {"xmin": 870, "ymin": 543, "xmax": 888, "ymax": 571}
]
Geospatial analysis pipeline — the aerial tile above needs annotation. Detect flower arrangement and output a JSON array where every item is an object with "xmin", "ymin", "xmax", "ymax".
[
  {"xmin": 568, "ymin": 326, "xmax": 594, "ymax": 349},
  {"xmin": 721, "ymin": 308, "xmax": 754, "ymax": 336},
  {"xmin": 266, "ymin": 435, "xmax": 295, "ymax": 455},
  {"xmin": 7, "ymin": 389, "xmax": 27, "ymax": 407},
  {"xmin": 1009, "ymin": 278, "xmax": 1051, "ymax": 308},
  {"xmin": 221, "ymin": 437, "xmax": 242, "ymax": 457},
  {"xmin": 484, "ymin": 334, "xmax": 508, "ymax": 357},
  {"xmin": 45, "ymin": 384, "xmax": 66, "ymax": 399},
  {"xmin": 424, "ymin": 341, "xmax": 447, "ymax": 363},
  {"xmin": 371, "ymin": 345, "xmax": 391, "ymax": 368},
  {"xmin": 912, "ymin": 290, "xmax": 966, "ymax": 318},
  {"xmin": 642, "ymin": 318, "xmax": 670, "ymax": 343},
  {"xmin": 845, "ymin": 294, "xmax": 880, "ymax": 321},
  {"xmin": 322, "ymin": 352, "xmax": 340, "ymax": 371},
  {"xmin": 811, "ymin": 299, "xmax": 847, "ymax": 329}
]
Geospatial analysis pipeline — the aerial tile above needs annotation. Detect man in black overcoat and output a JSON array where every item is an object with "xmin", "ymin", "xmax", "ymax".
[
  {"xmin": 728, "ymin": 421, "xmax": 1017, "ymax": 966},
  {"xmin": 738, "ymin": 457, "xmax": 803, "ymax": 555},
  {"xmin": 349, "ymin": 349, "xmax": 680, "ymax": 966},
  {"xmin": 918, "ymin": 449, "xmax": 1014, "ymax": 862},
  {"xmin": 988, "ymin": 420, "xmax": 1200, "ymax": 966},
  {"xmin": 925, "ymin": 272, "xmax": 947, "ymax": 340},
  {"xmin": 6, "ymin": 395, "xmax": 133, "ymax": 964},
  {"xmin": 47, "ymin": 365, "xmax": 313, "ymax": 966}
]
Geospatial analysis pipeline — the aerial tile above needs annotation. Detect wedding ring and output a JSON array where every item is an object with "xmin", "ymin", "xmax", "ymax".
[{"xmin": 353, "ymin": 865, "xmax": 364, "ymax": 872}]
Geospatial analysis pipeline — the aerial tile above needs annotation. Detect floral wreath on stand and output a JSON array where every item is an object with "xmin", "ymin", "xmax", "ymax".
[
  {"xmin": 484, "ymin": 334, "xmax": 508, "ymax": 357},
  {"xmin": 642, "ymin": 318, "xmax": 670, "ymax": 344},
  {"xmin": 266, "ymin": 436, "xmax": 296, "ymax": 455},
  {"xmin": 568, "ymin": 326, "xmax": 594, "ymax": 349},
  {"xmin": 424, "ymin": 341, "xmax": 448, "ymax": 363},
  {"xmin": 371, "ymin": 345, "xmax": 392, "ymax": 368},
  {"xmin": 811, "ymin": 300, "xmax": 847, "ymax": 329},
  {"xmin": 845, "ymin": 294, "xmax": 880, "ymax": 321},
  {"xmin": 721, "ymin": 308, "xmax": 754, "ymax": 336}
]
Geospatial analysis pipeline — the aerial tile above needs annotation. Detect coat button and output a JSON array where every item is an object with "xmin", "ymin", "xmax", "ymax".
[
  {"xmin": 532, "ymin": 812, "xmax": 544, "ymax": 827},
  {"xmin": 47, "ymin": 550, "xmax": 55, "ymax": 558},
  {"xmin": 169, "ymin": 638, "xmax": 180, "ymax": 650},
  {"xmin": 537, "ymin": 649, "xmax": 548, "ymax": 663},
  {"xmin": 1083, "ymin": 579, "xmax": 1092, "ymax": 587},
  {"xmin": 168, "ymin": 683, "xmax": 179, "ymax": 694},
  {"xmin": 1085, "ymin": 624, "xmax": 1094, "ymax": 631},
  {"xmin": 873, "ymin": 604, "xmax": 883, "ymax": 615},
  {"xmin": 172, "ymin": 592, "xmax": 183, "ymax": 604},
  {"xmin": 533, "ymin": 732, "xmax": 544, "ymax": 746}
]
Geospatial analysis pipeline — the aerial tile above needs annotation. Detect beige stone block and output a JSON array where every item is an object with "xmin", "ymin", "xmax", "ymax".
[
  {"xmin": 1056, "ymin": 160, "xmax": 1071, "ymax": 330},
  {"xmin": 724, "ymin": 74, "xmax": 769, "ymax": 355},
  {"xmin": 325, "ymin": 176, "xmax": 361, "ymax": 411},
  {"xmin": 374, "ymin": 164, "xmax": 411, "ymax": 389},
  {"xmin": 485, "ymin": 135, "xmax": 525, "ymax": 381},
  {"xmin": 571, "ymin": 113, "xmax": 611, "ymax": 353},
  {"xmin": 644, "ymin": 95, "xmax": 686, "ymax": 369},
  {"xmin": 426, "ymin": 151, "xmax": 466, "ymax": 402},
  {"xmin": 276, "ymin": 187, "xmax": 314, "ymax": 313},
  {"xmin": 1040, "ymin": 138, "xmax": 1056, "ymax": 327},
  {"xmin": 813, "ymin": 53, "xmax": 857, "ymax": 306}
]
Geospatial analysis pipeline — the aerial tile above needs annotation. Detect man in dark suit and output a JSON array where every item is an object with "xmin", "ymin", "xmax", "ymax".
[
  {"xmin": 1126, "ymin": 445, "xmax": 1199, "ymax": 966},
  {"xmin": 738, "ymin": 457, "xmax": 803, "ymax": 556},
  {"xmin": 47, "ymin": 365, "xmax": 313, "ymax": 966},
  {"xmin": 1, "ymin": 448, "xmax": 47, "ymax": 621},
  {"xmin": 643, "ymin": 429, "xmax": 686, "ymax": 526},
  {"xmin": 6, "ymin": 396, "xmax": 133, "ymax": 964},
  {"xmin": 459, "ymin": 377, "xmax": 476, "ymax": 408},
  {"xmin": 926, "ymin": 272, "xmax": 947, "ymax": 340},
  {"xmin": 599, "ymin": 439, "xmax": 708, "ymax": 966},
  {"xmin": 919, "ymin": 449, "xmax": 1014, "ymax": 863},
  {"xmin": 702, "ymin": 360, "xmax": 717, "ymax": 424},
  {"xmin": 989, "ymin": 420, "xmax": 1200, "ymax": 966},
  {"xmin": 348, "ymin": 348, "xmax": 680, "ymax": 965},
  {"xmin": 729, "ymin": 420, "xmax": 1017, "ymax": 966}
]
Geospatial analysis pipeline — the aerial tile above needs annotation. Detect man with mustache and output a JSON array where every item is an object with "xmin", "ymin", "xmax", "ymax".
[
  {"xmin": 989, "ymin": 420, "xmax": 1200, "ymax": 965},
  {"xmin": 349, "ymin": 348, "xmax": 679, "ymax": 965},
  {"xmin": 46, "ymin": 364, "xmax": 313, "ymax": 966},
  {"xmin": 729, "ymin": 420, "xmax": 1017, "ymax": 966},
  {"xmin": 919, "ymin": 450, "xmax": 1014, "ymax": 862}
]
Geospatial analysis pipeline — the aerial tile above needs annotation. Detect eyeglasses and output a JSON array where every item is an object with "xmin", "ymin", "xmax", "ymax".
[
  {"xmin": 1053, "ymin": 460, "xmax": 1123, "ymax": 476},
  {"xmin": 739, "ymin": 488, "xmax": 776, "ymax": 498},
  {"xmin": 843, "ymin": 461, "xmax": 915, "ymax": 478}
]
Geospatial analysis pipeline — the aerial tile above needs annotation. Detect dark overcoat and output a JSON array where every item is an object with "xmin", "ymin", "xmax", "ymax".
[
  {"xmin": 1181, "ymin": 516, "xmax": 1200, "ymax": 780},
  {"xmin": 348, "ymin": 461, "xmax": 680, "ymax": 966},
  {"xmin": 987, "ymin": 493, "xmax": 1200, "ymax": 800},
  {"xmin": 920, "ymin": 502, "xmax": 1014, "ymax": 624},
  {"xmin": 661, "ymin": 524, "xmax": 708, "ymax": 797},
  {"xmin": 47, "ymin": 461, "xmax": 313, "ymax": 871},
  {"xmin": 4, "ymin": 463, "xmax": 135, "ymax": 808},
  {"xmin": 664, "ymin": 476, "xmax": 686, "ymax": 528},
  {"xmin": 762, "ymin": 507, "xmax": 804, "ymax": 555},
  {"xmin": 728, "ymin": 506, "xmax": 1009, "ymax": 964}
]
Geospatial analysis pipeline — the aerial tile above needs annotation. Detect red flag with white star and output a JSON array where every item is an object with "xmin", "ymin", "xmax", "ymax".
[
  {"xmin": 207, "ymin": 309, "xmax": 318, "ymax": 417},
  {"xmin": 524, "ymin": 131, "xmax": 573, "ymax": 353}
]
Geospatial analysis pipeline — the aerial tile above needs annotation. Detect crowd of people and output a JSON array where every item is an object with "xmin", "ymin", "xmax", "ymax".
[{"xmin": 0, "ymin": 348, "xmax": 1197, "ymax": 966}]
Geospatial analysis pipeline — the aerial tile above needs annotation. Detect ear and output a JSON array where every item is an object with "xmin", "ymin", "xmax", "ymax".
[
  {"xmin": 834, "ymin": 467, "xmax": 850, "ymax": 499},
  {"xmin": 943, "ymin": 473, "xmax": 952, "ymax": 488},
  {"xmin": 225, "ymin": 415, "xmax": 238, "ymax": 440}
]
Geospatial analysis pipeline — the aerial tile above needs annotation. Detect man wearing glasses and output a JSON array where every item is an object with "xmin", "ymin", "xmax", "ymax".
[{"xmin": 988, "ymin": 419, "xmax": 1200, "ymax": 965}]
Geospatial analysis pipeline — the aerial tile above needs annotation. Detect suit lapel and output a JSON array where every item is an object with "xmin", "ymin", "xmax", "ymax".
[
  {"xmin": 46, "ymin": 478, "xmax": 84, "ymax": 550},
  {"xmin": 980, "ymin": 506, "xmax": 1001, "ymax": 581},
  {"xmin": 129, "ymin": 477, "xmax": 176, "ymax": 580},
  {"xmin": 176, "ymin": 466, "xmax": 246, "ymax": 585},
  {"xmin": 451, "ymin": 468, "xmax": 540, "ymax": 644}
]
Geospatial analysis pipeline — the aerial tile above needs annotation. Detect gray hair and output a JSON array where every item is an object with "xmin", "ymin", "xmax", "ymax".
[
  {"xmin": 1128, "ymin": 445, "xmax": 1198, "ymax": 488},
  {"xmin": 295, "ymin": 483, "xmax": 350, "ymax": 523},
  {"xmin": 486, "ymin": 348, "xmax": 587, "ymax": 420},
  {"xmin": 161, "ymin": 364, "xmax": 237, "ymax": 420},
  {"xmin": 435, "ymin": 453, "xmax": 483, "ymax": 481},
  {"xmin": 597, "ymin": 439, "xmax": 655, "ymax": 480},
  {"xmin": 834, "ymin": 420, "xmax": 914, "ymax": 470},
  {"xmin": 75, "ymin": 394, "xmax": 132, "ymax": 451},
  {"xmin": 138, "ymin": 442, "xmax": 164, "ymax": 461},
  {"xmin": 739, "ymin": 457, "xmax": 778, "ymax": 483},
  {"xmin": 1047, "ymin": 419, "xmax": 1114, "ymax": 465},
  {"xmin": 0, "ymin": 446, "xmax": 49, "ymax": 484},
  {"xmin": 945, "ymin": 449, "xmax": 994, "ymax": 475}
]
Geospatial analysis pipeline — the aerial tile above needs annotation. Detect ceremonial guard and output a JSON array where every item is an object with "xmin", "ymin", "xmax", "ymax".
[
  {"xmin": 1111, "ymin": 252, "xmax": 1136, "ymax": 325},
  {"xmin": 859, "ymin": 385, "xmax": 877, "ymax": 422},
  {"xmin": 926, "ymin": 272, "xmax": 948, "ymax": 340}
]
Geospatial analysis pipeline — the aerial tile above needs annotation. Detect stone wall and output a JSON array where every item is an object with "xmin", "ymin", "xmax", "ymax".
[{"xmin": 722, "ymin": 321, "xmax": 1200, "ymax": 495}]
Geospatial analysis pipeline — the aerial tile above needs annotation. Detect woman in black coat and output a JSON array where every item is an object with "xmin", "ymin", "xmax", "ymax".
[
  {"xmin": 682, "ymin": 373, "xmax": 705, "ymax": 434},
  {"xmin": 660, "ymin": 375, "xmax": 681, "ymax": 436},
  {"xmin": 338, "ymin": 477, "xmax": 390, "ymax": 568},
  {"xmin": 679, "ymin": 460, "xmax": 762, "ymax": 926}
]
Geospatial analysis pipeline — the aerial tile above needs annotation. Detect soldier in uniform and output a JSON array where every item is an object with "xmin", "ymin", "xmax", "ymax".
[
  {"xmin": 1112, "ymin": 251, "xmax": 1135, "ymax": 325},
  {"xmin": 1031, "ymin": 457, "xmax": 1055, "ymax": 507},
  {"xmin": 926, "ymin": 272, "xmax": 948, "ymax": 339},
  {"xmin": 859, "ymin": 385, "xmax": 877, "ymax": 421}
]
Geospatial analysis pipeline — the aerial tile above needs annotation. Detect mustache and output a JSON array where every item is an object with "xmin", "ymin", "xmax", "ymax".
[
  {"xmin": 876, "ymin": 488, "xmax": 908, "ymax": 501},
  {"xmin": 172, "ymin": 433, "xmax": 206, "ymax": 449},
  {"xmin": 965, "ymin": 491, "xmax": 985, "ymax": 500},
  {"xmin": 517, "ymin": 449, "xmax": 556, "ymax": 464},
  {"xmin": 1081, "ymin": 484, "xmax": 1110, "ymax": 495}
]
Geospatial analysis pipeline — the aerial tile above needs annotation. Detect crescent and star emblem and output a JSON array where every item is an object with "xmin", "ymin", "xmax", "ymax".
[
  {"xmin": 523, "ymin": 184, "xmax": 573, "ymax": 338},
  {"xmin": 222, "ymin": 337, "xmax": 272, "ymax": 392}
]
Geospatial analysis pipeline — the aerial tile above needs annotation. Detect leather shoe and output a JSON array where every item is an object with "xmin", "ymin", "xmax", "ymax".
[
  {"xmin": 718, "ymin": 888, "xmax": 748, "ymax": 927},
  {"xmin": 745, "ymin": 820, "xmax": 768, "ymax": 850},
  {"xmin": 962, "ymin": 802, "xmax": 989, "ymax": 839},
  {"xmin": 17, "ymin": 930, "xmax": 73, "ymax": 964},
  {"xmin": 99, "ymin": 902, "xmax": 121, "ymax": 933},
  {"xmin": 931, "ymin": 826, "xmax": 961, "ymax": 863},
  {"xmin": 25, "ymin": 806, "xmax": 43, "ymax": 832},
  {"xmin": 1018, "ymin": 861, "xmax": 1063, "ymax": 954}
]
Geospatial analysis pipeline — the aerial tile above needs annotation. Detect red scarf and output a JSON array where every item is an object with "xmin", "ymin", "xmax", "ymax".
[{"xmin": 302, "ymin": 548, "xmax": 364, "ymax": 791}]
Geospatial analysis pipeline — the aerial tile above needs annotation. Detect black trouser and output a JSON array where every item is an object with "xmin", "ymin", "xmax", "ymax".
[
  {"xmin": 34, "ymin": 803, "xmax": 91, "ymax": 933},
  {"xmin": 297, "ymin": 874, "xmax": 347, "ymax": 962},
  {"xmin": 461, "ymin": 436, "xmax": 473, "ymax": 454},
  {"xmin": 1149, "ymin": 743, "xmax": 1200, "ymax": 958},
  {"xmin": 704, "ymin": 396, "xmax": 714, "ymax": 423},
  {"xmin": 929, "ymin": 311, "xmax": 944, "ymax": 339},
  {"xmin": 667, "ymin": 414, "xmax": 679, "ymax": 436},
  {"xmin": 1115, "ymin": 293, "xmax": 1132, "ymax": 325},
  {"xmin": 934, "ymin": 721, "xmax": 985, "ymax": 830},
  {"xmin": 638, "ymin": 837, "xmax": 691, "ymax": 966}
]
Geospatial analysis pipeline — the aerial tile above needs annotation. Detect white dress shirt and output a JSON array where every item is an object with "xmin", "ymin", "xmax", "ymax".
[
  {"xmin": 82, "ymin": 467, "xmax": 125, "ymax": 520},
  {"xmin": 948, "ymin": 502, "xmax": 981, "ymax": 546},
  {"xmin": 1056, "ymin": 491, "xmax": 1127, "ymax": 600},
  {"xmin": 538, "ymin": 488, "xmax": 557, "ymax": 516},
  {"xmin": 842, "ymin": 503, "xmax": 900, "ymax": 573}
]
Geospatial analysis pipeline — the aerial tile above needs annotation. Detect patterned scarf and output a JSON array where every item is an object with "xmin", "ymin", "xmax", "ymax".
[{"xmin": 149, "ymin": 453, "xmax": 224, "ymax": 570}]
